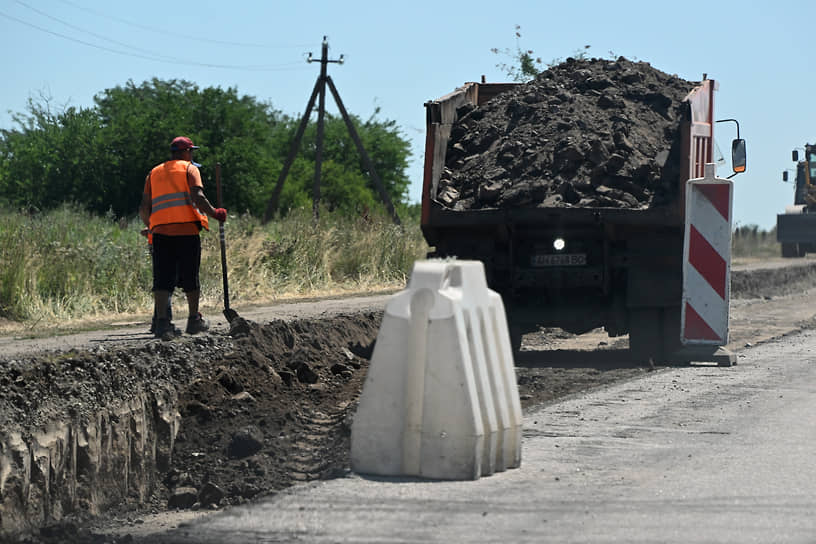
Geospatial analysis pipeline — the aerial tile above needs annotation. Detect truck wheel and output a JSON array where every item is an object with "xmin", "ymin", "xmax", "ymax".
[
  {"xmin": 508, "ymin": 325, "xmax": 525, "ymax": 354},
  {"xmin": 798, "ymin": 245, "xmax": 808, "ymax": 257},
  {"xmin": 661, "ymin": 306, "xmax": 683, "ymax": 357},
  {"xmin": 629, "ymin": 308, "xmax": 662, "ymax": 362},
  {"xmin": 629, "ymin": 307, "xmax": 682, "ymax": 363},
  {"xmin": 781, "ymin": 243, "xmax": 798, "ymax": 258}
]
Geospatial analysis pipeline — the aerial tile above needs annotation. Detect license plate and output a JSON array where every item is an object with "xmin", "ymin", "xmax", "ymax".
[{"xmin": 530, "ymin": 253, "xmax": 587, "ymax": 267}]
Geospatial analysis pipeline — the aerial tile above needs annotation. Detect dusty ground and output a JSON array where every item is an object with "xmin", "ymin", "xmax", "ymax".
[{"xmin": 2, "ymin": 260, "xmax": 816, "ymax": 543}]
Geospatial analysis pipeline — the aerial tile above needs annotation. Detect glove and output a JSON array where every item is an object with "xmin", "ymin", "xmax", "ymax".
[{"xmin": 213, "ymin": 208, "xmax": 227, "ymax": 222}]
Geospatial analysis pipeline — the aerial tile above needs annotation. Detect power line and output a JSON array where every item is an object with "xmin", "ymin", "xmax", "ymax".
[
  {"xmin": 0, "ymin": 8, "xmax": 312, "ymax": 72},
  {"xmin": 17, "ymin": 1, "xmax": 179, "ymax": 63},
  {"xmin": 55, "ymin": 0, "xmax": 316, "ymax": 50}
]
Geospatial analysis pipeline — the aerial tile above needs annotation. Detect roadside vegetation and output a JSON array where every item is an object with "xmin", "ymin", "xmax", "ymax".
[
  {"xmin": 0, "ymin": 205, "xmax": 428, "ymax": 334},
  {"xmin": 0, "ymin": 204, "xmax": 782, "ymax": 334},
  {"xmin": 0, "ymin": 70, "xmax": 786, "ymax": 335},
  {"xmin": 732, "ymin": 224, "xmax": 781, "ymax": 261},
  {"xmin": 0, "ymin": 77, "xmax": 424, "ymax": 334},
  {"xmin": 0, "ymin": 79, "xmax": 411, "ymax": 219}
]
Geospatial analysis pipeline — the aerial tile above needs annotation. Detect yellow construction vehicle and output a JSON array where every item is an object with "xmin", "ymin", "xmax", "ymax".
[{"xmin": 778, "ymin": 144, "xmax": 816, "ymax": 257}]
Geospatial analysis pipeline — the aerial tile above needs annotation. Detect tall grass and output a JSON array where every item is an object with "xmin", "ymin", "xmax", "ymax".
[
  {"xmin": 0, "ymin": 206, "xmax": 152, "ymax": 325},
  {"xmin": 0, "ymin": 205, "xmax": 783, "ymax": 334},
  {"xmin": 732, "ymin": 225, "xmax": 780, "ymax": 260},
  {"xmin": 0, "ymin": 205, "xmax": 428, "ymax": 332}
]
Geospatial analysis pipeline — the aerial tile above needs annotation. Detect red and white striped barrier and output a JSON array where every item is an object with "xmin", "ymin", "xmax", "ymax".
[{"xmin": 682, "ymin": 163, "xmax": 733, "ymax": 345}]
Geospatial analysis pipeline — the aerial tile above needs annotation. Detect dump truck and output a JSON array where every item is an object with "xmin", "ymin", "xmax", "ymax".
[
  {"xmin": 421, "ymin": 75, "xmax": 746, "ymax": 361},
  {"xmin": 777, "ymin": 144, "xmax": 816, "ymax": 257}
]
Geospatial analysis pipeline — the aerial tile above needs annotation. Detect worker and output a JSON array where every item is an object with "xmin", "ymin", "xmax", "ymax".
[
  {"xmin": 141, "ymin": 158, "xmax": 204, "ymax": 335},
  {"xmin": 139, "ymin": 136, "xmax": 227, "ymax": 340}
]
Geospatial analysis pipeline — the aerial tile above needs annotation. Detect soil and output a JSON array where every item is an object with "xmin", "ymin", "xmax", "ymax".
[
  {"xmin": 438, "ymin": 57, "xmax": 694, "ymax": 210},
  {"xmin": 1, "ymin": 314, "xmax": 381, "ymax": 543},
  {"xmin": 3, "ymin": 259, "xmax": 816, "ymax": 543}
]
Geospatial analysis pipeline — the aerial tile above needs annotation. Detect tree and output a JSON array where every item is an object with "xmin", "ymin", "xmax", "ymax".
[
  {"xmin": 0, "ymin": 79, "xmax": 412, "ymax": 218},
  {"xmin": 0, "ymin": 95, "xmax": 103, "ymax": 212},
  {"xmin": 92, "ymin": 79, "xmax": 287, "ymax": 216},
  {"xmin": 270, "ymin": 109, "xmax": 410, "ymax": 215}
]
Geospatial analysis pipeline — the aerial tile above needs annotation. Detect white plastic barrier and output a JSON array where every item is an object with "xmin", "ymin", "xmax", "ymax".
[{"xmin": 350, "ymin": 260, "xmax": 522, "ymax": 480}]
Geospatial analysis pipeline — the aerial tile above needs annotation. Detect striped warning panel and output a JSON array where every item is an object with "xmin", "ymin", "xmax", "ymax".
[{"xmin": 682, "ymin": 164, "xmax": 733, "ymax": 345}]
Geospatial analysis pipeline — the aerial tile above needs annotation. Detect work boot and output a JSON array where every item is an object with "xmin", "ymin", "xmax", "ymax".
[
  {"xmin": 149, "ymin": 302, "xmax": 173, "ymax": 334},
  {"xmin": 154, "ymin": 318, "xmax": 181, "ymax": 341},
  {"xmin": 186, "ymin": 313, "xmax": 209, "ymax": 335}
]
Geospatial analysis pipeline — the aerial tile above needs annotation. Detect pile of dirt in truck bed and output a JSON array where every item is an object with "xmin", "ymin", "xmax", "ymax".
[{"xmin": 438, "ymin": 56, "xmax": 696, "ymax": 210}]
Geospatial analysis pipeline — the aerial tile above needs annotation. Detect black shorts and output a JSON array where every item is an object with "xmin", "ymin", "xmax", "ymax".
[{"xmin": 152, "ymin": 233, "xmax": 201, "ymax": 293}]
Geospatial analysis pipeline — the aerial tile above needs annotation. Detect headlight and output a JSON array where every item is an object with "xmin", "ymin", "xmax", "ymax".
[{"xmin": 553, "ymin": 238, "xmax": 565, "ymax": 251}]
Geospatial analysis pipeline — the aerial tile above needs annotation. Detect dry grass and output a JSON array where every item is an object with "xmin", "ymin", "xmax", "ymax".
[
  {"xmin": 732, "ymin": 225, "xmax": 780, "ymax": 260},
  {"xmin": 0, "ymin": 205, "xmax": 427, "ymax": 333},
  {"xmin": 0, "ymin": 206, "xmax": 781, "ymax": 336}
]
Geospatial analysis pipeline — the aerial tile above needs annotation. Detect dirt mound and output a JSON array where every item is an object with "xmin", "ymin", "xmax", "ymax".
[
  {"xmin": 170, "ymin": 315, "xmax": 378, "ymax": 506},
  {"xmin": 3, "ymin": 266, "xmax": 815, "ymax": 542},
  {"xmin": 2, "ymin": 307, "xmax": 645, "ymax": 543},
  {"xmin": 0, "ymin": 313, "xmax": 381, "ymax": 542},
  {"xmin": 438, "ymin": 57, "xmax": 696, "ymax": 210}
]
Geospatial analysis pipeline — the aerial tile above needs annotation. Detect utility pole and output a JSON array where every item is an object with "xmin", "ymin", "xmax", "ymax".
[
  {"xmin": 310, "ymin": 37, "xmax": 335, "ymax": 221},
  {"xmin": 263, "ymin": 37, "xmax": 400, "ymax": 226}
]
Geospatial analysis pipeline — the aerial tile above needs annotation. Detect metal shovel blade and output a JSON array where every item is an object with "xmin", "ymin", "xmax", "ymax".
[{"xmin": 223, "ymin": 307, "xmax": 239, "ymax": 323}]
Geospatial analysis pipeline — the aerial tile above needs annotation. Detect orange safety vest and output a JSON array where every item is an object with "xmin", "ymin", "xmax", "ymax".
[{"xmin": 148, "ymin": 160, "xmax": 209, "ymax": 232}]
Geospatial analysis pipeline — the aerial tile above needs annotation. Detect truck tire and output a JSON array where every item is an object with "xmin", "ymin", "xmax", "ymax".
[
  {"xmin": 629, "ymin": 308, "xmax": 662, "ymax": 362},
  {"xmin": 629, "ymin": 307, "xmax": 681, "ymax": 363},
  {"xmin": 661, "ymin": 306, "xmax": 683, "ymax": 356},
  {"xmin": 781, "ymin": 243, "xmax": 798, "ymax": 258},
  {"xmin": 798, "ymin": 244, "xmax": 808, "ymax": 258},
  {"xmin": 508, "ymin": 324, "xmax": 525, "ymax": 354}
]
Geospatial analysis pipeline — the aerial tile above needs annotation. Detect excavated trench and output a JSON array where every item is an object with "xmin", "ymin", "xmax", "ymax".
[
  {"xmin": 0, "ymin": 314, "xmax": 380, "ymax": 540},
  {"xmin": 2, "ymin": 262, "xmax": 816, "ymax": 542},
  {"xmin": 1, "ymin": 391, "xmax": 179, "ymax": 532}
]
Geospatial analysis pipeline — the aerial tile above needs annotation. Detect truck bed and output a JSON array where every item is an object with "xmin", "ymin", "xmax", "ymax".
[{"xmin": 427, "ymin": 200, "xmax": 681, "ymax": 226}]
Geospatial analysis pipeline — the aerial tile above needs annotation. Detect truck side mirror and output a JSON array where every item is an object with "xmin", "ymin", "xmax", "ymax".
[
  {"xmin": 793, "ymin": 150, "xmax": 799, "ymax": 162},
  {"xmin": 783, "ymin": 171, "xmax": 789, "ymax": 182},
  {"xmin": 731, "ymin": 139, "xmax": 746, "ymax": 174}
]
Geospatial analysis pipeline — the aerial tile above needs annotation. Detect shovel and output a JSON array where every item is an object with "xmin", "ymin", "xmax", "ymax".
[{"xmin": 216, "ymin": 163, "xmax": 240, "ymax": 323}]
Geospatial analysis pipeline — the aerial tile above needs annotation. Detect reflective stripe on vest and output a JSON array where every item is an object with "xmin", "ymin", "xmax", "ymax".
[
  {"xmin": 148, "ymin": 160, "xmax": 209, "ymax": 231},
  {"xmin": 152, "ymin": 191, "xmax": 194, "ymax": 212}
]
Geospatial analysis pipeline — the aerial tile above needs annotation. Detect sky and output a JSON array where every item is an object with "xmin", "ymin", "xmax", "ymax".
[{"xmin": 0, "ymin": 0, "xmax": 813, "ymax": 230}]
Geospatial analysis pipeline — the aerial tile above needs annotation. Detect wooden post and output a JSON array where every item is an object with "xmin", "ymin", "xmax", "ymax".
[
  {"xmin": 312, "ymin": 39, "xmax": 329, "ymax": 221},
  {"xmin": 261, "ymin": 37, "xmax": 400, "ymax": 226},
  {"xmin": 326, "ymin": 76, "xmax": 401, "ymax": 226},
  {"xmin": 262, "ymin": 79, "xmax": 320, "ymax": 224}
]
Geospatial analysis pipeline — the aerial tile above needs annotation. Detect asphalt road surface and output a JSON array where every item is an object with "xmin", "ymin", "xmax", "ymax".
[{"xmin": 151, "ymin": 328, "xmax": 816, "ymax": 543}]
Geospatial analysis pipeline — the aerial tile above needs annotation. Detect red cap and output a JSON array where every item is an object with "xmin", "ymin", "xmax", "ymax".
[{"xmin": 170, "ymin": 136, "xmax": 199, "ymax": 151}]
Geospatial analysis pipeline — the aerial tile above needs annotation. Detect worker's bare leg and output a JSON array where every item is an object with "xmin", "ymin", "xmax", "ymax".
[
  {"xmin": 186, "ymin": 289, "xmax": 200, "ymax": 319},
  {"xmin": 155, "ymin": 290, "xmax": 171, "ymax": 319}
]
